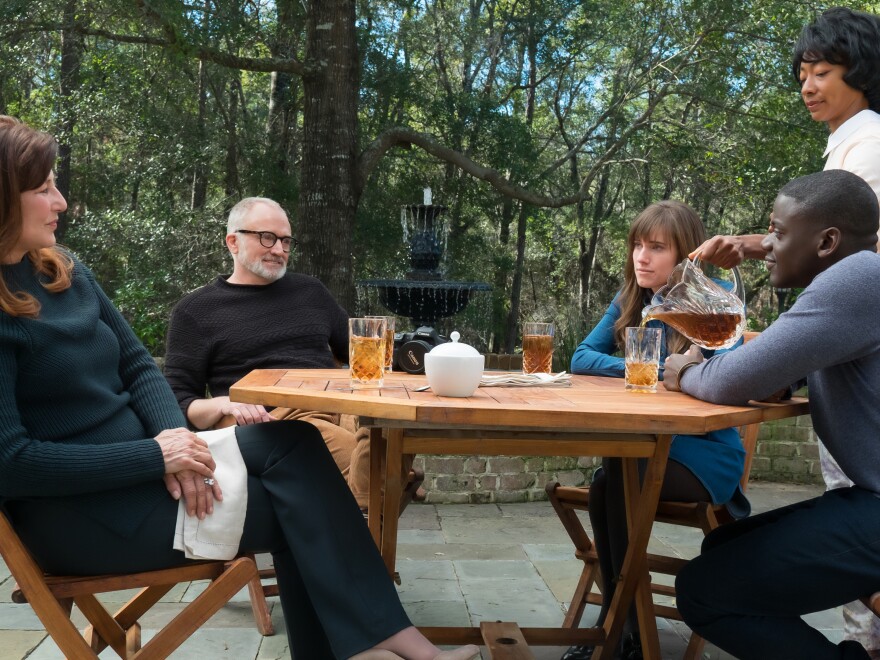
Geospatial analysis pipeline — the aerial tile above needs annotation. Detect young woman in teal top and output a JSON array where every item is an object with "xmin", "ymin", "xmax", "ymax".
[
  {"xmin": 0, "ymin": 116, "xmax": 478, "ymax": 660},
  {"xmin": 562, "ymin": 200, "xmax": 747, "ymax": 660}
]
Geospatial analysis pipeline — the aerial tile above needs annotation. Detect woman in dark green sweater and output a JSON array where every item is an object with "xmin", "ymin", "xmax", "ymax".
[{"xmin": 0, "ymin": 116, "xmax": 478, "ymax": 660}]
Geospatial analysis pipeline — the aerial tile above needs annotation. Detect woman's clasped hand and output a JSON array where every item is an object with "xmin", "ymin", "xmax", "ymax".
[{"xmin": 155, "ymin": 427, "xmax": 223, "ymax": 519}]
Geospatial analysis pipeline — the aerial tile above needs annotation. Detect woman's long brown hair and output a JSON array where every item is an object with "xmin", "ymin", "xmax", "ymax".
[
  {"xmin": 0, "ymin": 116, "xmax": 73, "ymax": 317},
  {"xmin": 612, "ymin": 200, "xmax": 706, "ymax": 355}
]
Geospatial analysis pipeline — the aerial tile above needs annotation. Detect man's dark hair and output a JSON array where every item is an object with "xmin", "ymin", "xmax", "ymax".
[
  {"xmin": 792, "ymin": 7, "xmax": 880, "ymax": 112},
  {"xmin": 779, "ymin": 170, "xmax": 879, "ymax": 238}
]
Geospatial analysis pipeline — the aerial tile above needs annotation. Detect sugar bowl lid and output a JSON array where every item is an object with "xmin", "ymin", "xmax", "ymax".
[{"xmin": 427, "ymin": 331, "xmax": 481, "ymax": 357}]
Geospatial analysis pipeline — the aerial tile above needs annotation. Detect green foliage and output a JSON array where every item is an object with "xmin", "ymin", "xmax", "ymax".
[
  {"xmin": 64, "ymin": 206, "xmax": 229, "ymax": 355},
  {"xmin": 2, "ymin": 0, "xmax": 870, "ymax": 354}
]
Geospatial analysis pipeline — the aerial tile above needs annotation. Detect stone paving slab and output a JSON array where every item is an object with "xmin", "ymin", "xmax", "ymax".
[
  {"xmin": 0, "ymin": 481, "xmax": 842, "ymax": 659},
  {"xmin": 27, "ymin": 628, "xmax": 266, "ymax": 659},
  {"xmin": 396, "ymin": 560, "xmax": 464, "ymax": 604},
  {"xmin": 395, "ymin": 542, "xmax": 527, "ymax": 562},
  {"xmin": 437, "ymin": 512, "xmax": 573, "ymax": 545},
  {"xmin": 0, "ymin": 630, "xmax": 45, "ymax": 659}
]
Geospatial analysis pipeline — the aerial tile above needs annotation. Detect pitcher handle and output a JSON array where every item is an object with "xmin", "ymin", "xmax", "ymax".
[{"xmin": 691, "ymin": 257, "xmax": 745, "ymax": 304}]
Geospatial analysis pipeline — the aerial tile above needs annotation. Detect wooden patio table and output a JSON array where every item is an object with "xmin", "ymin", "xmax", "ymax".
[{"xmin": 230, "ymin": 368, "xmax": 808, "ymax": 659}]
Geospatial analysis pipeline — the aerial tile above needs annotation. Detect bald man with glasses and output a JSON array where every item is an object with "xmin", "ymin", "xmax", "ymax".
[{"xmin": 164, "ymin": 197, "xmax": 378, "ymax": 505}]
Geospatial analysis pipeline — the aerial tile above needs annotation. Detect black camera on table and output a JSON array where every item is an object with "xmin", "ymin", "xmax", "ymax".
[{"xmin": 394, "ymin": 326, "xmax": 447, "ymax": 374}]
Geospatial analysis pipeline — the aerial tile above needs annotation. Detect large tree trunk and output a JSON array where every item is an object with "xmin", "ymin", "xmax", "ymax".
[
  {"xmin": 56, "ymin": 0, "xmax": 81, "ymax": 241},
  {"xmin": 296, "ymin": 0, "xmax": 360, "ymax": 312},
  {"xmin": 579, "ymin": 168, "xmax": 610, "ymax": 317},
  {"xmin": 490, "ymin": 197, "xmax": 514, "ymax": 353}
]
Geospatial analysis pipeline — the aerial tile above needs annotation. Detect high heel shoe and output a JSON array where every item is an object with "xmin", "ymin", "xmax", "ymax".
[{"xmin": 433, "ymin": 644, "xmax": 481, "ymax": 660}]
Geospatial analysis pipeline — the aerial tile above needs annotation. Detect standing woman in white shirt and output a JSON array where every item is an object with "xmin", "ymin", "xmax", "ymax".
[
  {"xmin": 795, "ymin": 7, "xmax": 880, "ymax": 229},
  {"xmin": 691, "ymin": 6, "xmax": 880, "ymax": 267}
]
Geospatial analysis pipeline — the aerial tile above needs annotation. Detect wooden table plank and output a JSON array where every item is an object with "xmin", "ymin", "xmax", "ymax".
[{"xmin": 231, "ymin": 369, "xmax": 808, "ymax": 436}]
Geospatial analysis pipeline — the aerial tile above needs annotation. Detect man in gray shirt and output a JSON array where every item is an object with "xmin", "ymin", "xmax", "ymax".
[{"xmin": 664, "ymin": 169, "xmax": 880, "ymax": 660}]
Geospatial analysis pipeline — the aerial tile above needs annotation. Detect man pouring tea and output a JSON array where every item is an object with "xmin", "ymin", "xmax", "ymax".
[{"xmin": 664, "ymin": 169, "xmax": 880, "ymax": 660}]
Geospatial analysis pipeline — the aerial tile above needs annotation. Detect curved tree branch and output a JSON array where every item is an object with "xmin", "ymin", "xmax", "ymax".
[
  {"xmin": 360, "ymin": 29, "xmax": 713, "ymax": 209},
  {"xmin": 81, "ymin": 25, "xmax": 310, "ymax": 75},
  {"xmin": 358, "ymin": 127, "xmax": 590, "ymax": 208},
  {"xmin": 6, "ymin": 20, "xmax": 310, "ymax": 76}
]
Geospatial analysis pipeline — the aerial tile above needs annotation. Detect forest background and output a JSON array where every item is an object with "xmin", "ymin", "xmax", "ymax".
[{"xmin": 4, "ymin": 0, "xmax": 878, "ymax": 363}]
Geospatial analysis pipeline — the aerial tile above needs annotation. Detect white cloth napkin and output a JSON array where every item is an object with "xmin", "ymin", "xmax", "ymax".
[
  {"xmin": 479, "ymin": 371, "xmax": 572, "ymax": 387},
  {"xmin": 173, "ymin": 426, "xmax": 247, "ymax": 560}
]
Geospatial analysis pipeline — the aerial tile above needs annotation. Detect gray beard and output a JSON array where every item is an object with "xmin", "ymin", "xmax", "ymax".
[{"xmin": 246, "ymin": 259, "xmax": 287, "ymax": 282}]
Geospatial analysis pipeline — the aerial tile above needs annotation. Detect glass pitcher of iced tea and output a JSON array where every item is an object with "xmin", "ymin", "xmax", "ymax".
[{"xmin": 641, "ymin": 258, "xmax": 746, "ymax": 350}]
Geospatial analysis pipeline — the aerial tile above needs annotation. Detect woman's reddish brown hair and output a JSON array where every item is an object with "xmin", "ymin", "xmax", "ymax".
[{"xmin": 0, "ymin": 116, "xmax": 73, "ymax": 317}]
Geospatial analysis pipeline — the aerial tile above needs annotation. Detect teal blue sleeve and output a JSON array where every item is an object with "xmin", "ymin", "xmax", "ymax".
[{"xmin": 570, "ymin": 296, "xmax": 626, "ymax": 377}]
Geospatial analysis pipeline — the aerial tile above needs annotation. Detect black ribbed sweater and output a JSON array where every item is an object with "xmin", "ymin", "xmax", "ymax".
[{"xmin": 164, "ymin": 273, "xmax": 349, "ymax": 420}]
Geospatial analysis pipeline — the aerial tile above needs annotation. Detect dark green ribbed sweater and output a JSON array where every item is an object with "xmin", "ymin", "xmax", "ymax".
[{"xmin": 0, "ymin": 253, "xmax": 185, "ymax": 537}]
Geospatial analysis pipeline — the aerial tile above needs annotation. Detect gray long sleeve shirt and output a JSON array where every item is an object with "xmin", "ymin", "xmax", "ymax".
[{"xmin": 680, "ymin": 250, "xmax": 880, "ymax": 494}]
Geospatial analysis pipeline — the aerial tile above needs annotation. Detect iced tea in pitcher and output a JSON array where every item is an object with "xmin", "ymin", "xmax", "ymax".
[{"xmin": 641, "ymin": 259, "xmax": 746, "ymax": 350}]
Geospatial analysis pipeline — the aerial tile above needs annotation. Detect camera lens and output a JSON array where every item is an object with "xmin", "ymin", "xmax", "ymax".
[{"xmin": 396, "ymin": 339, "xmax": 432, "ymax": 374}]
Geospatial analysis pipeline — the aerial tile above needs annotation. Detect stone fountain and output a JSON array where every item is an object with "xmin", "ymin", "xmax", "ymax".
[{"xmin": 358, "ymin": 189, "xmax": 491, "ymax": 371}]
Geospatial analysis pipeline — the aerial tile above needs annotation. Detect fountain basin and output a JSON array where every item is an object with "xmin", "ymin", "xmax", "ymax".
[{"xmin": 359, "ymin": 279, "xmax": 492, "ymax": 328}]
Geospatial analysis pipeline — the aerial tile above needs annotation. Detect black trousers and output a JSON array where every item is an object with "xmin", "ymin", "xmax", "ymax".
[
  {"xmin": 9, "ymin": 420, "xmax": 411, "ymax": 659},
  {"xmin": 588, "ymin": 457, "xmax": 710, "ymax": 635},
  {"xmin": 676, "ymin": 486, "xmax": 880, "ymax": 660}
]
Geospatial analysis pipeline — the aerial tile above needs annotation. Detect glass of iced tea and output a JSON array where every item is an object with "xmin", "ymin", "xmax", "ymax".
[
  {"xmin": 366, "ymin": 315, "xmax": 395, "ymax": 372},
  {"xmin": 625, "ymin": 326, "xmax": 661, "ymax": 393},
  {"xmin": 349, "ymin": 317, "xmax": 387, "ymax": 389},
  {"xmin": 522, "ymin": 322, "xmax": 555, "ymax": 374}
]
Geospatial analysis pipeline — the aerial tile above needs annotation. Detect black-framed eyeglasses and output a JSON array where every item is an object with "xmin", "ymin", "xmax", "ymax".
[{"xmin": 236, "ymin": 230, "xmax": 298, "ymax": 252}]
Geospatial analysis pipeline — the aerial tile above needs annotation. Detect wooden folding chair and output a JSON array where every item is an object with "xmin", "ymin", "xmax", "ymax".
[
  {"xmin": 0, "ymin": 510, "xmax": 262, "ymax": 659},
  {"xmin": 546, "ymin": 334, "xmax": 762, "ymax": 659}
]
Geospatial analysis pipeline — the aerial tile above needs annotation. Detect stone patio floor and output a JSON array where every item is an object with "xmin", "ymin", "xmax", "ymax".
[{"xmin": 1, "ymin": 481, "xmax": 840, "ymax": 659}]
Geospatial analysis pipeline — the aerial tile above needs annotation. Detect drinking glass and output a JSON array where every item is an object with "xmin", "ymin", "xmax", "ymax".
[
  {"xmin": 349, "ymin": 317, "xmax": 386, "ymax": 389},
  {"xmin": 625, "ymin": 327, "xmax": 662, "ymax": 392},
  {"xmin": 522, "ymin": 322, "xmax": 555, "ymax": 374},
  {"xmin": 367, "ymin": 315, "xmax": 396, "ymax": 372}
]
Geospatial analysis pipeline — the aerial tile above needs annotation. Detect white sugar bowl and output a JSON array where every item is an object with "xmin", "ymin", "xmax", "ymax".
[{"xmin": 424, "ymin": 331, "xmax": 485, "ymax": 397}]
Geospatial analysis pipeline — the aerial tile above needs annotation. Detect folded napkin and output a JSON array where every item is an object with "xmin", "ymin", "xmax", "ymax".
[
  {"xmin": 173, "ymin": 426, "xmax": 247, "ymax": 560},
  {"xmin": 479, "ymin": 371, "xmax": 572, "ymax": 387}
]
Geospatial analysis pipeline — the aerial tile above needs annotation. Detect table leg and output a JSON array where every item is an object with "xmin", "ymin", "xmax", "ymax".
[
  {"xmin": 594, "ymin": 434, "xmax": 672, "ymax": 660},
  {"xmin": 368, "ymin": 427, "xmax": 386, "ymax": 548},
  {"xmin": 623, "ymin": 454, "xmax": 660, "ymax": 660},
  {"xmin": 380, "ymin": 428, "xmax": 405, "ymax": 578}
]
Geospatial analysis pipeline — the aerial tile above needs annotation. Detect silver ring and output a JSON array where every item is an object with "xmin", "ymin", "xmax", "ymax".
[{"xmin": 203, "ymin": 478, "xmax": 215, "ymax": 486}]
